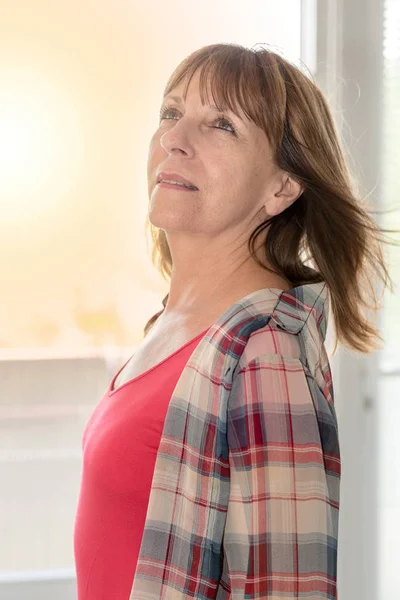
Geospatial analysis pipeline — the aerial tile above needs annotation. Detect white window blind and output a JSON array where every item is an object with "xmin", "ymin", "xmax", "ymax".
[
  {"xmin": 378, "ymin": 2, "xmax": 400, "ymax": 599},
  {"xmin": 381, "ymin": 0, "xmax": 400, "ymax": 369}
]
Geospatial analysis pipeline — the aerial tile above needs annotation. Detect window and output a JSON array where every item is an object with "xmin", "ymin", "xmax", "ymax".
[{"xmin": 0, "ymin": 2, "xmax": 302, "ymax": 597}]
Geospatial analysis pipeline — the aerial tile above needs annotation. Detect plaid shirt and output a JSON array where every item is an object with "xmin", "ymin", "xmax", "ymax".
[{"xmin": 129, "ymin": 281, "xmax": 340, "ymax": 600}]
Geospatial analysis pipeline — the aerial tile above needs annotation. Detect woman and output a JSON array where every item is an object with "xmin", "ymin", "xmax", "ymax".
[{"xmin": 74, "ymin": 43, "xmax": 396, "ymax": 599}]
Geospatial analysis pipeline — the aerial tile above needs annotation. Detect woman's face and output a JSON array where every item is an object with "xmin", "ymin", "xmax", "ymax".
[{"xmin": 147, "ymin": 69, "xmax": 284, "ymax": 239}]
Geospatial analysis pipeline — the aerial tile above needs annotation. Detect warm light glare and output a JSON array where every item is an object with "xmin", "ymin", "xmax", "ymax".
[{"xmin": 0, "ymin": 64, "xmax": 84, "ymax": 219}]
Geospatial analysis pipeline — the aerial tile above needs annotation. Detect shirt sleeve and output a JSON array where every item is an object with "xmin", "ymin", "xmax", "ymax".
[{"xmin": 222, "ymin": 353, "xmax": 341, "ymax": 600}]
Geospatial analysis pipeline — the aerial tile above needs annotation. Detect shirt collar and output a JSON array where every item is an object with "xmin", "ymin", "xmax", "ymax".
[{"xmin": 212, "ymin": 280, "xmax": 330, "ymax": 342}]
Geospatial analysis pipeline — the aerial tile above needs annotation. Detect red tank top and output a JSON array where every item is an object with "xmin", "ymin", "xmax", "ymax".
[{"xmin": 73, "ymin": 328, "xmax": 209, "ymax": 599}]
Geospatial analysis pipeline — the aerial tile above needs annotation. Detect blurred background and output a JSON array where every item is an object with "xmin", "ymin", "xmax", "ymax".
[{"xmin": 0, "ymin": 1, "xmax": 399, "ymax": 599}]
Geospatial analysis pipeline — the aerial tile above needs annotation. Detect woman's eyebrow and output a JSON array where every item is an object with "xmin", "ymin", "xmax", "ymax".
[
  {"xmin": 162, "ymin": 95, "xmax": 247, "ymax": 127},
  {"xmin": 163, "ymin": 95, "xmax": 229, "ymax": 114}
]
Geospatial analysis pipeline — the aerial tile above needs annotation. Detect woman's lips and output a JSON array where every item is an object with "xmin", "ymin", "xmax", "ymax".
[{"xmin": 157, "ymin": 181, "xmax": 198, "ymax": 191}]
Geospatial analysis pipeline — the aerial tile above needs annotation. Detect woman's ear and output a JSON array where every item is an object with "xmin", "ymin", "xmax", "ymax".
[{"xmin": 264, "ymin": 176, "xmax": 304, "ymax": 217}]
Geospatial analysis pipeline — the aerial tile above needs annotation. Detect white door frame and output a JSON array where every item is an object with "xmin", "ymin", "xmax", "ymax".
[{"xmin": 300, "ymin": 1, "xmax": 384, "ymax": 599}]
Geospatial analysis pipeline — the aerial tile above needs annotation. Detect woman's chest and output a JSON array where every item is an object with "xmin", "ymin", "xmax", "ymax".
[{"xmin": 112, "ymin": 325, "xmax": 209, "ymax": 391}]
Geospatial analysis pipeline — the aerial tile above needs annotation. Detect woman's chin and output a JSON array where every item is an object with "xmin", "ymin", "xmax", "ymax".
[{"xmin": 147, "ymin": 211, "xmax": 192, "ymax": 231}]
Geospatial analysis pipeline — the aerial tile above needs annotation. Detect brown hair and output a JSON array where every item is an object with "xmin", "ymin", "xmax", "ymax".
[{"xmin": 144, "ymin": 42, "xmax": 399, "ymax": 355}]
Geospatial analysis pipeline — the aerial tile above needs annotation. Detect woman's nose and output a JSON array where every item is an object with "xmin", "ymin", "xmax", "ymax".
[{"xmin": 160, "ymin": 118, "xmax": 195, "ymax": 156}]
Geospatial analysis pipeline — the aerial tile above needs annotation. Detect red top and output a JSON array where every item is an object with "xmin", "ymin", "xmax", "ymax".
[{"xmin": 73, "ymin": 328, "xmax": 210, "ymax": 600}]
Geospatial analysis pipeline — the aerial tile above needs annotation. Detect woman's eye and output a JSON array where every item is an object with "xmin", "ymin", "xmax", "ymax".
[
  {"xmin": 159, "ymin": 106, "xmax": 179, "ymax": 121},
  {"xmin": 159, "ymin": 106, "xmax": 236, "ymax": 134},
  {"xmin": 214, "ymin": 117, "xmax": 236, "ymax": 133}
]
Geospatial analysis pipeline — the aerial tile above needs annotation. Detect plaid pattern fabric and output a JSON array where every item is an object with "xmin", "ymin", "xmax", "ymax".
[{"xmin": 129, "ymin": 281, "xmax": 340, "ymax": 600}]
